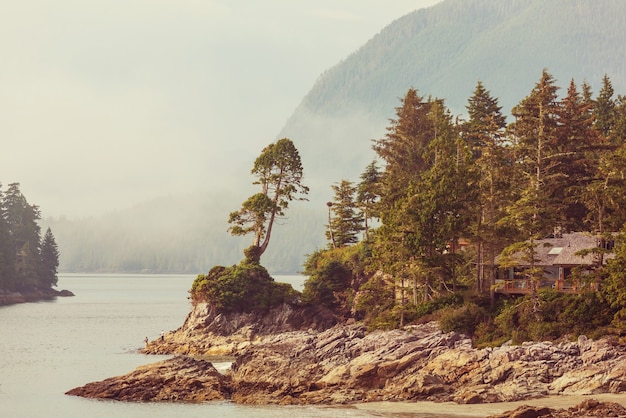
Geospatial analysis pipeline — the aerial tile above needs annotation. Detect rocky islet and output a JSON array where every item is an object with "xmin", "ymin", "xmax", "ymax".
[{"xmin": 66, "ymin": 302, "xmax": 626, "ymax": 407}]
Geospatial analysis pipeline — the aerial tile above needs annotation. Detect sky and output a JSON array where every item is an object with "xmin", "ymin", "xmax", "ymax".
[{"xmin": 1, "ymin": 0, "xmax": 442, "ymax": 218}]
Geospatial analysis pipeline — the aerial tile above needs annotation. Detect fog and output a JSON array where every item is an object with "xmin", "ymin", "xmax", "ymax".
[{"xmin": 1, "ymin": 0, "xmax": 442, "ymax": 218}]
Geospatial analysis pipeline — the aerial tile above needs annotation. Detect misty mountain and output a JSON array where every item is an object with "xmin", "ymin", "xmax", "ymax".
[
  {"xmin": 43, "ymin": 193, "xmax": 325, "ymax": 275},
  {"xmin": 48, "ymin": 0, "xmax": 626, "ymax": 275},
  {"xmin": 281, "ymin": 0, "xmax": 626, "ymax": 196}
]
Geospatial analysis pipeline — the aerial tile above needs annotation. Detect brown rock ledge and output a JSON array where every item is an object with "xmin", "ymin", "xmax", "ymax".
[
  {"xmin": 487, "ymin": 398, "xmax": 626, "ymax": 418},
  {"xmin": 65, "ymin": 356, "xmax": 228, "ymax": 402},
  {"xmin": 67, "ymin": 301, "xmax": 626, "ymax": 406}
]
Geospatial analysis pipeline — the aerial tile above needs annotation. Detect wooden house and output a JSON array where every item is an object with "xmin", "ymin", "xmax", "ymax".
[{"xmin": 496, "ymin": 232, "xmax": 615, "ymax": 295}]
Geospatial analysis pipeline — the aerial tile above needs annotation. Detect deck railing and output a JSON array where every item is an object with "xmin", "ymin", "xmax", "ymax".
[{"xmin": 497, "ymin": 279, "xmax": 579, "ymax": 294}]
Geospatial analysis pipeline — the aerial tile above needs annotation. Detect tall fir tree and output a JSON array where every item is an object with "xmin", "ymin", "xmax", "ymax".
[
  {"xmin": 39, "ymin": 227, "xmax": 60, "ymax": 288},
  {"xmin": 506, "ymin": 69, "xmax": 562, "ymax": 236},
  {"xmin": 462, "ymin": 81, "xmax": 511, "ymax": 301},
  {"xmin": 326, "ymin": 180, "xmax": 363, "ymax": 247},
  {"xmin": 575, "ymin": 80, "xmax": 626, "ymax": 238},
  {"xmin": 373, "ymin": 88, "xmax": 433, "ymax": 209},
  {"xmin": 371, "ymin": 89, "xmax": 439, "ymax": 306},
  {"xmin": 3, "ymin": 183, "xmax": 42, "ymax": 289},
  {"xmin": 0, "ymin": 183, "xmax": 17, "ymax": 290},
  {"xmin": 594, "ymin": 74, "xmax": 617, "ymax": 141},
  {"xmin": 373, "ymin": 91, "xmax": 476, "ymax": 306},
  {"xmin": 356, "ymin": 160, "xmax": 381, "ymax": 241},
  {"xmin": 555, "ymin": 79, "xmax": 603, "ymax": 231},
  {"xmin": 505, "ymin": 69, "xmax": 562, "ymax": 313}
]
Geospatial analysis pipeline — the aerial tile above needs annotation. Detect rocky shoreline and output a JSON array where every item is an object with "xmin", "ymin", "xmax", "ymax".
[
  {"xmin": 0, "ymin": 286, "xmax": 74, "ymax": 306},
  {"xmin": 66, "ymin": 302, "xmax": 626, "ymax": 409}
]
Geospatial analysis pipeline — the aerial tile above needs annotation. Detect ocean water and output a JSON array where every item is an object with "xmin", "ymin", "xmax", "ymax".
[{"xmin": 0, "ymin": 274, "xmax": 392, "ymax": 418}]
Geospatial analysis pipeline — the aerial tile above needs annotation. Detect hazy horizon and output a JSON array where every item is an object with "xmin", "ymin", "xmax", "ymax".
[{"xmin": 1, "ymin": 0, "xmax": 442, "ymax": 219}]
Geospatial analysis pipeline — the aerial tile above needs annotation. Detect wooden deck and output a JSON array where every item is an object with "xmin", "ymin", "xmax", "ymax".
[{"xmin": 496, "ymin": 279, "xmax": 579, "ymax": 295}]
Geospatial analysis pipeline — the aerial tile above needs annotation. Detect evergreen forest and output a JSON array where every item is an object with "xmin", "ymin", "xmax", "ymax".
[
  {"xmin": 193, "ymin": 70, "xmax": 626, "ymax": 346},
  {"xmin": 0, "ymin": 183, "xmax": 60, "ymax": 293},
  {"xmin": 44, "ymin": 0, "xmax": 626, "ymax": 276}
]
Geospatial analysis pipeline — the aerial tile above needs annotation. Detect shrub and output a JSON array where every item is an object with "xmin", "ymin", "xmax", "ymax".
[
  {"xmin": 302, "ymin": 244, "xmax": 371, "ymax": 315},
  {"xmin": 439, "ymin": 303, "xmax": 488, "ymax": 336},
  {"xmin": 189, "ymin": 261, "xmax": 299, "ymax": 313}
]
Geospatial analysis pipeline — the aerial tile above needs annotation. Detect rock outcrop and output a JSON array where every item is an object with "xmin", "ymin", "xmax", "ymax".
[
  {"xmin": 68, "ymin": 317, "xmax": 626, "ymax": 405},
  {"xmin": 65, "ymin": 356, "xmax": 228, "ymax": 402},
  {"xmin": 225, "ymin": 323, "xmax": 626, "ymax": 405},
  {"xmin": 143, "ymin": 302, "xmax": 337, "ymax": 356},
  {"xmin": 487, "ymin": 398, "xmax": 626, "ymax": 418}
]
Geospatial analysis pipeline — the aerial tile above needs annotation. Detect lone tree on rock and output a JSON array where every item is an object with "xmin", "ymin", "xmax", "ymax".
[{"xmin": 228, "ymin": 138, "xmax": 308, "ymax": 262}]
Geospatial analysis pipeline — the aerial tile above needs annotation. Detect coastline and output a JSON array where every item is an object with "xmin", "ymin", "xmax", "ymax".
[
  {"xmin": 67, "ymin": 305, "xmax": 626, "ymax": 407},
  {"xmin": 355, "ymin": 393, "xmax": 626, "ymax": 417},
  {"xmin": 0, "ymin": 287, "xmax": 74, "ymax": 306}
]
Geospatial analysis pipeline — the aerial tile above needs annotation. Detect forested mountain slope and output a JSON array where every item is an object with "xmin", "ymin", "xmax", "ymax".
[
  {"xmin": 48, "ymin": 0, "xmax": 626, "ymax": 274},
  {"xmin": 281, "ymin": 0, "xmax": 626, "ymax": 195}
]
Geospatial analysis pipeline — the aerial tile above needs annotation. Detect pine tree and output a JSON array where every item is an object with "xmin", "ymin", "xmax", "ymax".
[
  {"xmin": 371, "ymin": 89, "xmax": 439, "ymax": 306},
  {"xmin": 595, "ymin": 74, "xmax": 616, "ymax": 140},
  {"xmin": 39, "ymin": 228, "xmax": 60, "ymax": 288},
  {"xmin": 228, "ymin": 138, "xmax": 309, "ymax": 262},
  {"xmin": 555, "ymin": 79, "xmax": 603, "ymax": 231},
  {"xmin": 462, "ymin": 81, "xmax": 511, "ymax": 300},
  {"xmin": 373, "ymin": 88, "xmax": 433, "ymax": 208},
  {"xmin": 505, "ymin": 69, "xmax": 562, "ymax": 314},
  {"xmin": 326, "ymin": 180, "xmax": 363, "ymax": 248},
  {"xmin": 507, "ymin": 69, "xmax": 561, "ymax": 239},
  {"xmin": 0, "ymin": 183, "xmax": 17, "ymax": 290},
  {"xmin": 373, "ymin": 91, "xmax": 475, "ymax": 305},
  {"xmin": 418, "ymin": 99, "xmax": 477, "ymax": 293},
  {"xmin": 3, "ymin": 183, "xmax": 42, "ymax": 289},
  {"xmin": 356, "ymin": 160, "xmax": 381, "ymax": 241},
  {"xmin": 576, "ymin": 83, "xmax": 626, "ymax": 238}
]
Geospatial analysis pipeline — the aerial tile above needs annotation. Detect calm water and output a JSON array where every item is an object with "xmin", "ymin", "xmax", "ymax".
[{"xmin": 0, "ymin": 274, "xmax": 391, "ymax": 418}]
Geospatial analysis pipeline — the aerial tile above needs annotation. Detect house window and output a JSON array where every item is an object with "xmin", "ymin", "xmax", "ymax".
[{"xmin": 597, "ymin": 239, "xmax": 615, "ymax": 251}]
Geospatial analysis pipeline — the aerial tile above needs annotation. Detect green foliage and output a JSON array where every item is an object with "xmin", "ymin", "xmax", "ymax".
[
  {"xmin": 357, "ymin": 160, "xmax": 382, "ymax": 241},
  {"xmin": 301, "ymin": 260, "xmax": 350, "ymax": 308},
  {"xmin": 302, "ymin": 244, "xmax": 370, "ymax": 314},
  {"xmin": 353, "ymin": 272, "xmax": 395, "ymax": 328},
  {"xmin": 39, "ymin": 228, "xmax": 60, "ymax": 288},
  {"xmin": 482, "ymin": 291, "xmax": 615, "ymax": 345},
  {"xmin": 415, "ymin": 292, "xmax": 464, "ymax": 317},
  {"xmin": 462, "ymin": 81, "xmax": 513, "ymax": 297},
  {"xmin": 228, "ymin": 193, "xmax": 274, "ymax": 239},
  {"xmin": 439, "ymin": 303, "xmax": 489, "ymax": 336},
  {"xmin": 326, "ymin": 180, "xmax": 363, "ymax": 248},
  {"xmin": 602, "ymin": 232, "xmax": 626, "ymax": 327},
  {"xmin": 0, "ymin": 182, "xmax": 59, "ymax": 292},
  {"xmin": 190, "ymin": 261, "xmax": 299, "ymax": 313},
  {"xmin": 0, "ymin": 185, "xmax": 17, "ymax": 290},
  {"xmin": 228, "ymin": 138, "xmax": 309, "ymax": 261}
]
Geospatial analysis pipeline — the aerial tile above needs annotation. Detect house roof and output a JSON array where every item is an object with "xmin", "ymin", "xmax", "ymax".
[{"xmin": 503, "ymin": 232, "xmax": 615, "ymax": 267}]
